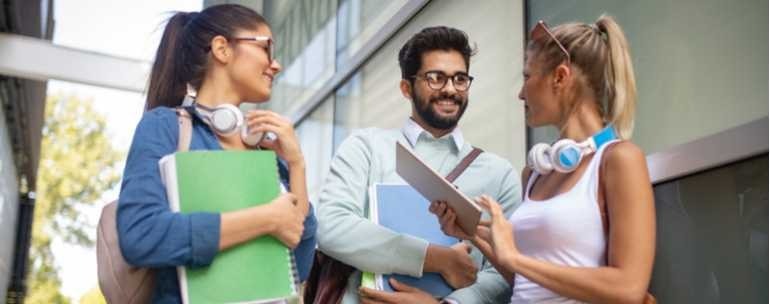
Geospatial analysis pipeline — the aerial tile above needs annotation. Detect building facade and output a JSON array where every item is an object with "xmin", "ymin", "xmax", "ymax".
[
  {"xmin": 1, "ymin": 0, "xmax": 766, "ymax": 302},
  {"xmin": 1, "ymin": 0, "xmax": 53, "ymax": 301},
  {"xmin": 237, "ymin": 0, "xmax": 769, "ymax": 303}
]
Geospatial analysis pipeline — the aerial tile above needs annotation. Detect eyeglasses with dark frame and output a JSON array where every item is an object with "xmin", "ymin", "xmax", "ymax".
[
  {"xmin": 530, "ymin": 20, "xmax": 571, "ymax": 65},
  {"xmin": 410, "ymin": 71, "xmax": 475, "ymax": 92},
  {"xmin": 228, "ymin": 36, "xmax": 275, "ymax": 63}
]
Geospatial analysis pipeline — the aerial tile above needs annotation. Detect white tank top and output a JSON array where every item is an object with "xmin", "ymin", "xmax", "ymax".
[{"xmin": 509, "ymin": 140, "xmax": 619, "ymax": 304}]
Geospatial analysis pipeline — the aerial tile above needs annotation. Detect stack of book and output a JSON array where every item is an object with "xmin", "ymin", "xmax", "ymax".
[{"xmin": 364, "ymin": 183, "xmax": 458, "ymax": 298}]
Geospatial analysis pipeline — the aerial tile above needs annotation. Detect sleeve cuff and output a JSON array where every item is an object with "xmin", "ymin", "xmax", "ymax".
[
  {"xmin": 188, "ymin": 212, "xmax": 220, "ymax": 267},
  {"xmin": 390, "ymin": 234, "xmax": 429, "ymax": 277},
  {"xmin": 294, "ymin": 205, "xmax": 318, "ymax": 281},
  {"xmin": 301, "ymin": 204, "xmax": 318, "ymax": 240}
]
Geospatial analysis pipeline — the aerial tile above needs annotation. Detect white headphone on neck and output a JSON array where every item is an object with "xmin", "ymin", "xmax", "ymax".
[
  {"xmin": 527, "ymin": 125, "xmax": 617, "ymax": 175},
  {"xmin": 193, "ymin": 102, "xmax": 265, "ymax": 147}
]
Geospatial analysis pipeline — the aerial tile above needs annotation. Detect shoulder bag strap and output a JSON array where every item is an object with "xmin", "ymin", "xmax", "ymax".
[{"xmin": 445, "ymin": 147, "xmax": 483, "ymax": 183}]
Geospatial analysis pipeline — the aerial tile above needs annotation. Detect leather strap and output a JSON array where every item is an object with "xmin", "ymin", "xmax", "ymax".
[
  {"xmin": 175, "ymin": 108, "xmax": 193, "ymax": 152},
  {"xmin": 445, "ymin": 147, "xmax": 483, "ymax": 183}
]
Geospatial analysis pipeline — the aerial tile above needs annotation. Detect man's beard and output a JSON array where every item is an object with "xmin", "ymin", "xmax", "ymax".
[{"xmin": 412, "ymin": 91, "xmax": 468, "ymax": 130}]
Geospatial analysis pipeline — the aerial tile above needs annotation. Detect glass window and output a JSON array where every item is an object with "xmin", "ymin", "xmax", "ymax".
[
  {"xmin": 333, "ymin": 73, "xmax": 362, "ymax": 147},
  {"xmin": 295, "ymin": 98, "xmax": 335, "ymax": 204},
  {"xmin": 263, "ymin": 0, "xmax": 338, "ymax": 114},
  {"xmin": 525, "ymin": 0, "xmax": 768, "ymax": 154},
  {"xmin": 650, "ymin": 155, "xmax": 768, "ymax": 303},
  {"xmin": 263, "ymin": 0, "xmax": 413, "ymax": 116},
  {"xmin": 335, "ymin": 0, "xmax": 409, "ymax": 67}
]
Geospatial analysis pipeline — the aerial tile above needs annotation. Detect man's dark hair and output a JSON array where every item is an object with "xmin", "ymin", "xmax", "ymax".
[{"xmin": 398, "ymin": 26, "xmax": 477, "ymax": 81}]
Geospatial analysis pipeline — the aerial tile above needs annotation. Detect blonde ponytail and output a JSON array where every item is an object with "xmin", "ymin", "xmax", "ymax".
[{"xmin": 596, "ymin": 15, "xmax": 637, "ymax": 140}]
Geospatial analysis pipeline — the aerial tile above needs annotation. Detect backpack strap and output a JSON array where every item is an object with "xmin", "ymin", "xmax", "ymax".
[
  {"xmin": 175, "ymin": 107, "xmax": 193, "ymax": 152},
  {"xmin": 445, "ymin": 147, "xmax": 483, "ymax": 183}
]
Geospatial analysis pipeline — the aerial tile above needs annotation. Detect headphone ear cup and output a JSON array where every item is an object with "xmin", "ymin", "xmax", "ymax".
[
  {"xmin": 550, "ymin": 139, "xmax": 582, "ymax": 173},
  {"xmin": 528, "ymin": 143, "xmax": 553, "ymax": 175},
  {"xmin": 210, "ymin": 104, "xmax": 244, "ymax": 135},
  {"xmin": 241, "ymin": 126, "xmax": 264, "ymax": 147}
]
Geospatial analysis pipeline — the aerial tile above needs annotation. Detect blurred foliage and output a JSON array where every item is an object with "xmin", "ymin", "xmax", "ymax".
[
  {"xmin": 26, "ymin": 94, "xmax": 121, "ymax": 303},
  {"xmin": 78, "ymin": 287, "xmax": 107, "ymax": 304}
]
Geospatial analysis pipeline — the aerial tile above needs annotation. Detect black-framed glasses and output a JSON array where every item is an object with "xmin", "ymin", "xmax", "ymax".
[
  {"xmin": 530, "ymin": 20, "xmax": 571, "ymax": 65},
  {"xmin": 410, "ymin": 71, "xmax": 474, "ymax": 92},
  {"xmin": 229, "ymin": 36, "xmax": 274, "ymax": 63}
]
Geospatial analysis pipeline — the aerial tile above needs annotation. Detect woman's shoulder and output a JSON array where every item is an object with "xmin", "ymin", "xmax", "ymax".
[
  {"xmin": 131, "ymin": 106, "xmax": 184, "ymax": 145},
  {"xmin": 141, "ymin": 106, "xmax": 181, "ymax": 124},
  {"xmin": 603, "ymin": 141, "xmax": 645, "ymax": 166},
  {"xmin": 600, "ymin": 140, "xmax": 648, "ymax": 182},
  {"xmin": 136, "ymin": 106, "xmax": 185, "ymax": 131}
]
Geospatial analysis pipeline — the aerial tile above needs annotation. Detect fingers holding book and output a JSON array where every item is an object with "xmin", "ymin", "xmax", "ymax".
[
  {"xmin": 429, "ymin": 200, "xmax": 474, "ymax": 240},
  {"xmin": 359, "ymin": 278, "xmax": 439, "ymax": 304},
  {"xmin": 267, "ymin": 192, "xmax": 305, "ymax": 248}
]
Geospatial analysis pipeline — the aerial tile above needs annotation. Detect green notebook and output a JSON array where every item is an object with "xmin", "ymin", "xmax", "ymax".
[
  {"xmin": 361, "ymin": 190, "xmax": 377, "ymax": 290},
  {"xmin": 160, "ymin": 150, "xmax": 299, "ymax": 304}
]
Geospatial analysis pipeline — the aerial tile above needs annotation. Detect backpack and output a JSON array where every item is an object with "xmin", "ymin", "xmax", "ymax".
[{"xmin": 96, "ymin": 108, "xmax": 192, "ymax": 303}]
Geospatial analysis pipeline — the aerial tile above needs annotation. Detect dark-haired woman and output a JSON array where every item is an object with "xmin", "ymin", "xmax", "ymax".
[{"xmin": 116, "ymin": 4, "xmax": 316, "ymax": 302}]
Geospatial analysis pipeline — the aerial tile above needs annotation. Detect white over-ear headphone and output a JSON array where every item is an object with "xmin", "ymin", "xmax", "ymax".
[
  {"xmin": 527, "ymin": 125, "xmax": 617, "ymax": 175},
  {"xmin": 194, "ymin": 102, "xmax": 264, "ymax": 147}
]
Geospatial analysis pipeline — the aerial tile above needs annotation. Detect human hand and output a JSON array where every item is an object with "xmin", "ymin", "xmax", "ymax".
[
  {"xmin": 425, "ymin": 242, "xmax": 477, "ymax": 289},
  {"xmin": 471, "ymin": 195, "xmax": 518, "ymax": 271},
  {"xmin": 265, "ymin": 192, "xmax": 304, "ymax": 248},
  {"xmin": 430, "ymin": 201, "xmax": 474, "ymax": 240},
  {"xmin": 245, "ymin": 110, "xmax": 304, "ymax": 166},
  {"xmin": 443, "ymin": 242, "xmax": 478, "ymax": 289},
  {"xmin": 359, "ymin": 278, "xmax": 439, "ymax": 304}
]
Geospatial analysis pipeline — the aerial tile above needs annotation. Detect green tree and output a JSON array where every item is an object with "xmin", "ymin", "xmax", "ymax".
[{"xmin": 26, "ymin": 94, "xmax": 122, "ymax": 303}]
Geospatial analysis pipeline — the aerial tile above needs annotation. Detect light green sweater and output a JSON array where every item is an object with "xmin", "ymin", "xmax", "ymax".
[{"xmin": 317, "ymin": 126, "xmax": 522, "ymax": 304}]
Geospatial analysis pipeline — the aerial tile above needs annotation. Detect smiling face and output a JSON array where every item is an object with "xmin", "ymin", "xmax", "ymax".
[
  {"xmin": 225, "ymin": 24, "xmax": 282, "ymax": 103},
  {"xmin": 406, "ymin": 49, "xmax": 470, "ymax": 130},
  {"xmin": 518, "ymin": 50, "xmax": 564, "ymax": 127}
]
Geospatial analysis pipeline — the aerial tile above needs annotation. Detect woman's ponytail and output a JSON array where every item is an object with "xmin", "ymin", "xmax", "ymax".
[
  {"xmin": 145, "ymin": 12, "xmax": 194, "ymax": 110},
  {"xmin": 596, "ymin": 14, "xmax": 637, "ymax": 140}
]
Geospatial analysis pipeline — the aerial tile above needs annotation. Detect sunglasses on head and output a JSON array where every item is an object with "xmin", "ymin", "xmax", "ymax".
[{"xmin": 530, "ymin": 20, "xmax": 570, "ymax": 65}]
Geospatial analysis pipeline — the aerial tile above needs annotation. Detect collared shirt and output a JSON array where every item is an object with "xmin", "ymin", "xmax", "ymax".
[
  {"xmin": 402, "ymin": 117, "xmax": 465, "ymax": 152},
  {"xmin": 316, "ymin": 120, "xmax": 522, "ymax": 304},
  {"xmin": 117, "ymin": 107, "xmax": 317, "ymax": 303}
]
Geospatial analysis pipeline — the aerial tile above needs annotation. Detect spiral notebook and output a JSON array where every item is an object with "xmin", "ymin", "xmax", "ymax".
[{"xmin": 160, "ymin": 150, "xmax": 300, "ymax": 304}]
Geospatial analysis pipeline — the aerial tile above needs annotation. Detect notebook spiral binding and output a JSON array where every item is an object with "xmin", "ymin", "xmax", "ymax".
[{"xmin": 289, "ymin": 250, "xmax": 302, "ymax": 304}]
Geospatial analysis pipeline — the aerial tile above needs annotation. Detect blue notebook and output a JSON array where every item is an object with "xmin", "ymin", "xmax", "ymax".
[{"xmin": 369, "ymin": 184, "xmax": 458, "ymax": 298}]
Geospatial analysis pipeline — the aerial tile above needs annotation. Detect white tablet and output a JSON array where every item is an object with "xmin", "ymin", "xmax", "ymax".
[{"xmin": 395, "ymin": 141, "xmax": 481, "ymax": 236}]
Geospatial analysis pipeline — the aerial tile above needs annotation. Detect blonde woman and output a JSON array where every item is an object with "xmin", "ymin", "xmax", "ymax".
[{"xmin": 432, "ymin": 15, "xmax": 656, "ymax": 303}]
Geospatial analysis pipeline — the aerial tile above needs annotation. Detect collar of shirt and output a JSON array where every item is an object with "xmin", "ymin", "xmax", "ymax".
[{"xmin": 401, "ymin": 117, "xmax": 464, "ymax": 151}]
